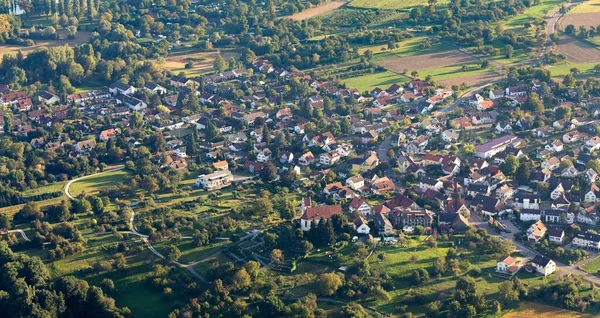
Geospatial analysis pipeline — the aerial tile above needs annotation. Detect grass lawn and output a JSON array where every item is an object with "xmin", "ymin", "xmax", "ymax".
[
  {"xmin": 22, "ymin": 181, "xmax": 66, "ymax": 196},
  {"xmin": 68, "ymin": 169, "xmax": 131, "ymax": 197},
  {"xmin": 343, "ymin": 71, "xmax": 408, "ymax": 92},
  {"xmin": 349, "ymin": 0, "xmax": 450, "ymax": 10},
  {"xmin": 546, "ymin": 62, "xmax": 600, "ymax": 78},
  {"xmin": 581, "ymin": 255, "xmax": 600, "ymax": 274},
  {"xmin": 154, "ymin": 240, "xmax": 230, "ymax": 264}
]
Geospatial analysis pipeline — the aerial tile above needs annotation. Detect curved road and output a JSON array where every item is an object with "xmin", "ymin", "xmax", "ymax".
[{"xmin": 64, "ymin": 166, "xmax": 125, "ymax": 200}]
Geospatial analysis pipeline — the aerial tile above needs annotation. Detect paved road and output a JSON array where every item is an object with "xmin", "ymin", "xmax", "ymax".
[
  {"xmin": 64, "ymin": 166, "xmax": 125, "ymax": 200},
  {"xmin": 436, "ymin": 82, "xmax": 495, "ymax": 115},
  {"xmin": 543, "ymin": 2, "xmax": 576, "ymax": 56},
  {"xmin": 376, "ymin": 134, "xmax": 395, "ymax": 162}
]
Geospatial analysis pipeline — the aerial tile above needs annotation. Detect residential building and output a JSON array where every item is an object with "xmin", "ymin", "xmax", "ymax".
[
  {"xmin": 526, "ymin": 220, "xmax": 547, "ymax": 242},
  {"xmin": 531, "ymin": 255, "xmax": 556, "ymax": 276},
  {"xmin": 572, "ymin": 232, "xmax": 600, "ymax": 250},
  {"xmin": 300, "ymin": 205, "xmax": 343, "ymax": 231},
  {"xmin": 195, "ymin": 171, "xmax": 234, "ymax": 191}
]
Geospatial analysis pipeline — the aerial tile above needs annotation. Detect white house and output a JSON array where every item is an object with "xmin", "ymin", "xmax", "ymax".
[
  {"xmin": 519, "ymin": 209, "xmax": 541, "ymax": 222},
  {"xmin": 531, "ymin": 255, "xmax": 556, "ymax": 276},
  {"xmin": 548, "ymin": 228, "xmax": 565, "ymax": 244},
  {"xmin": 527, "ymin": 220, "xmax": 547, "ymax": 243},
  {"xmin": 496, "ymin": 256, "xmax": 517, "ymax": 274},
  {"xmin": 572, "ymin": 232, "xmax": 600, "ymax": 250},
  {"xmin": 195, "ymin": 171, "xmax": 233, "ymax": 191},
  {"xmin": 300, "ymin": 205, "xmax": 342, "ymax": 231},
  {"xmin": 349, "ymin": 198, "xmax": 372, "ymax": 216},
  {"xmin": 346, "ymin": 176, "xmax": 365, "ymax": 191},
  {"xmin": 353, "ymin": 216, "xmax": 370, "ymax": 234}
]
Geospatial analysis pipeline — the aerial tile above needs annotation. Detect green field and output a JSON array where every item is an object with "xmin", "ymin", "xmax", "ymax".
[
  {"xmin": 546, "ymin": 62, "xmax": 600, "ymax": 78},
  {"xmin": 343, "ymin": 71, "xmax": 408, "ymax": 92},
  {"xmin": 349, "ymin": 0, "xmax": 450, "ymax": 10},
  {"xmin": 581, "ymin": 256, "xmax": 600, "ymax": 274},
  {"xmin": 68, "ymin": 169, "xmax": 130, "ymax": 197}
]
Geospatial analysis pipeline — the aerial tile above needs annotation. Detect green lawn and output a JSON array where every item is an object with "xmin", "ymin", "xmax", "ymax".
[
  {"xmin": 343, "ymin": 71, "xmax": 408, "ymax": 92},
  {"xmin": 68, "ymin": 170, "xmax": 131, "ymax": 197},
  {"xmin": 349, "ymin": 0, "xmax": 450, "ymax": 10},
  {"xmin": 547, "ymin": 62, "xmax": 600, "ymax": 78},
  {"xmin": 581, "ymin": 255, "xmax": 600, "ymax": 274},
  {"xmin": 416, "ymin": 63, "xmax": 498, "ymax": 84}
]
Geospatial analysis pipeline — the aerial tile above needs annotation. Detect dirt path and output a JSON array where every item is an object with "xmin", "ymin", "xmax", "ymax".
[{"xmin": 287, "ymin": 1, "xmax": 347, "ymax": 21}]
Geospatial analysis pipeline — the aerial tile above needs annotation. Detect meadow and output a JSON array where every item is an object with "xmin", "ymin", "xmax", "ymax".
[{"xmin": 349, "ymin": 0, "xmax": 450, "ymax": 10}]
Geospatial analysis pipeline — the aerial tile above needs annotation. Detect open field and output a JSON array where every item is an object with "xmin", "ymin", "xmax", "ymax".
[
  {"xmin": 68, "ymin": 170, "xmax": 130, "ymax": 197},
  {"xmin": 562, "ymin": 0, "xmax": 600, "ymax": 27},
  {"xmin": 161, "ymin": 50, "xmax": 240, "ymax": 77},
  {"xmin": 349, "ymin": 0, "xmax": 450, "ymax": 10},
  {"xmin": 0, "ymin": 31, "xmax": 92, "ymax": 56},
  {"xmin": 502, "ymin": 301, "xmax": 590, "ymax": 317},
  {"xmin": 547, "ymin": 61, "xmax": 600, "ymax": 77},
  {"xmin": 288, "ymin": 1, "xmax": 347, "ymax": 20},
  {"xmin": 557, "ymin": 35, "xmax": 600, "ymax": 63},
  {"xmin": 377, "ymin": 49, "xmax": 479, "ymax": 74},
  {"xmin": 562, "ymin": 12, "xmax": 600, "ymax": 28},
  {"xmin": 343, "ymin": 71, "xmax": 408, "ymax": 92},
  {"xmin": 581, "ymin": 255, "xmax": 600, "ymax": 274}
]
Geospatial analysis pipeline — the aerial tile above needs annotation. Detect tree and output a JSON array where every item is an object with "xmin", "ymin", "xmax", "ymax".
[
  {"xmin": 100, "ymin": 278, "xmax": 115, "ymax": 293},
  {"xmin": 0, "ymin": 213, "xmax": 11, "ymax": 230},
  {"xmin": 338, "ymin": 303, "xmax": 369, "ymax": 318},
  {"xmin": 166, "ymin": 245, "xmax": 181, "ymax": 262},
  {"xmin": 318, "ymin": 273, "xmax": 343, "ymax": 296},
  {"xmin": 504, "ymin": 44, "xmax": 514, "ymax": 58},
  {"xmin": 19, "ymin": 202, "xmax": 43, "ymax": 220},
  {"xmin": 89, "ymin": 196, "xmax": 104, "ymax": 215},
  {"xmin": 500, "ymin": 155, "xmax": 519, "ymax": 176},
  {"xmin": 270, "ymin": 248, "xmax": 284, "ymax": 264},
  {"xmin": 260, "ymin": 161, "xmax": 278, "ymax": 183},
  {"xmin": 243, "ymin": 260, "xmax": 260, "ymax": 280},
  {"xmin": 232, "ymin": 268, "xmax": 252, "ymax": 290},
  {"xmin": 498, "ymin": 280, "xmax": 519, "ymax": 303},
  {"xmin": 213, "ymin": 55, "xmax": 227, "ymax": 72},
  {"xmin": 563, "ymin": 73, "xmax": 576, "ymax": 87},
  {"xmin": 515, "ymin": 162, "xmax": 531, "ymax": 185}
]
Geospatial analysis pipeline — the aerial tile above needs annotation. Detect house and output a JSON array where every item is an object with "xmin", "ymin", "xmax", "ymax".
[
  {"xmin": 572, "ymin": 232, "xmax": 600, "ymax": 249},
  {"xmin": 496, "ymin": 256, "xmax": 518, "ymax": 274},
  {"xmin": 349, "ymin": 198, "xmax": 372, "ymax": 216},
  {"xmin": 544, "ymin": 209, "xmax": 571, "ymax": 224},
  {"xmin": 319, "ymin": 152, "xmax": 341, "ymax": 166},
  {"xmin": 585, "ymin": 136, "xmax": 600, "ymax": 152},
  {"xmin": 99, "ymin": 129, "xmax": 117, "ymax": 141},
  {"xmin": 371, "ymin": 177, "xmax": 395, "ymax": 194},
  {"xmin": 475, "ymin": 135, "xmax": 522, "ymax": 158},
  {"xmin": 195, "ymin": 171, "xmax": 233, "ymax": 191},
  {"xmin": 212, "ymin": 160, "xmax": 229, "ymax": 171},
  {"xmin": 520, "ymin": 209, "xmax": 542, "ymax": 222},
  {"xmin": 467, "ymin": 183, "xmax": 490, "ymax": 197},
  {"xmin": 75, "ymin": 139, "xmax": 96, "ymax": 153},
  {"xmin": 300, "ymin": 205, "xmax": 342, "ymax": 231},
  {"xmin": 373, "ymin": 212, "xmax": 393, "ymax": 236},
  {"xmin": 563, "ymin": 131, "xmax": 581, "ymax": 144},
  {"xmin": 546, "ymin": 140, "xmax": 564, "ymax": 152},
  {"xmin": 419, "ymin": 176, "xmax": 443, "ymax": 191},
  {"xmin": 441, "ymin": 129, "xmax": 459, "ymax": 142},
  {"xmin": 256, "ymin": 148, "xmax": 272, "ymax": 163},
  {"xmin": 170, "ymin": 76, "xmax": 194, "ymax": 87},
  {"xmin": 391, "ymin": 208, "xmax": 433, "ymax": 229},
  {"xmin": 144, "ymin": 82, "xmax": 167, "ymax": 95},
  {"xmin": 346, "ymin": 176, "xmax": 365, "ymax": 191},
  {"xmin": 548, "ymin": 227, "xmax": 565, "ymax": 244},
  {"xmin": 298, "ymin": 152, "xmax": 315, "ymax": 166},
  {"xmin": 438, "ymin": 212, "xmax": 470, "ymax": 233},
  {"xmin": 561, "ymin": 166, "xmax": 579, "ymax": 178},
  {"xmin": 513, "ymin": 192, "xmax": 541, "ymax": 210},
  {"xmin": 526, "ymin": 220, "xmax": 547, "ymax": 243},
  {"xmin": 352, "ymin": 216, "xmax": 370, "ymax": 234},
  {"xmin": 489, "ymin": 89, "xmax": 504, "ymax": 100},
  {"xmin": 116, "ymin": 94, "xmax": 147, "ymax": 110},
  {"xmin": 109, "ymin": 81, "xmax": 135, "ymax": 96},
  {"xmin": 541, "ymin": 157, "xmax": 560, "ymax": 171},
  {"xmin": 531, "ymin": 255, "xmax": 556, "ymax": 276},
  {"xmin": 584, "ymin": 184, "xmax": 600, "ymax": 203},
  {"xmin": 470, "ymin": 194, "xmax": 503, "ymax": 216},
  {"xmin": 38, "ymin": 91, "xmax": 59, "ymax": 105}
]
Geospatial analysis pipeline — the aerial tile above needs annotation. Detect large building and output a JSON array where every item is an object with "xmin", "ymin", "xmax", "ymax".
[
  {"xmin": 300, "ymin": 205, "xmax": 342, "ymax": 231},
  {"xmin": 475, "ymin": 135, "xmax": 521, "ymax": 158},
  {"xmin": 195, "ymin": 171, "xmax": 233, "ymax": 191}
]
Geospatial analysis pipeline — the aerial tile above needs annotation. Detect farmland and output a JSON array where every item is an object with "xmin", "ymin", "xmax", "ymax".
[
  {"xmin": 343, "ymin": 71, "xmax": 407, "ymax": 91},
  {"xmin": 557, "ymin": 35, "xmax": 600, "ymax": 63},
  {"xmin": 0, "ymin": 30, "xmax": 92, "ymax": 56},
  {"xmin": 349, "ymin": 0, "xmax": 450, "ymax": 10},
  {"xmin": 288, "ymin": 1, "xmax": 347, "ymax": 20},
  {"xmin": 502, "ymin": 301, "xmax": 591, "ymax": 317},
  {"xmin": 561, "ymin": 0, "xmax": 600, "ymax": 27},
  {"xmin": 161, "ymin": 50, "xmax": 240, "ymax": 77}
]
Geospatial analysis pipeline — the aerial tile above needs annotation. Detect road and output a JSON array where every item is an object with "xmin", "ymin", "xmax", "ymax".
[
  {"xmin": 7, "ymin": 229, "xmax": 30, "ymax": 241},
  {"xmin": 436, "ymin": 82, "xmax": 495, "ymax": 115},
  {"xmin": 542, "ymin": 2, "xmax": 576, "ymax": 57},
  {"xmin": 376, "ymin": 134, "xmax": 395, "ymax": 162}
]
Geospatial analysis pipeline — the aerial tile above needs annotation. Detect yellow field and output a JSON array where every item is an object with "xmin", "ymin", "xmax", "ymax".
[
  {"xmin": 568, "ymin": 0, "xmax": 600, "ymax": 14},
  {"xmin": 0, "ymin": 30, "xmax": 92, "ymax": 56},
  {"xmin": 161, "ymin": 50, "xmax": 240, "ymax": 77}
]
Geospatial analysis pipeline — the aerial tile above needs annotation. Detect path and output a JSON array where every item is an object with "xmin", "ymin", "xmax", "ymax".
[
  {"xmin": 435, "ymin": 82, "xmax": 496, "ymax": 115},
  {"xmin": 542, "ymin": 2, "xmax": 576, "ymax": 58},
  {"xmin": 64, "ymin": 166, "xmax": 125, "ymax": 200},
  {"xmin": 7, "ymin": 229, "xmax": 30, "ymax": 241}
]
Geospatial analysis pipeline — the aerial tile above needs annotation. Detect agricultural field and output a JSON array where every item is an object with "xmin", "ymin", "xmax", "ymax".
[
  {"xmin": 0, "ymin": 30, "xmax": 92, "ymax": 56},
  {"xmin": 349, "ymin": 0, "xmax": 450, "ymax": 10},
  {"xmin": 502, "ymin": 301, "xmax": 591, "ymax": 317},
  {"xmin": 288, "ymin": 1, "xmax": 347, "ymax": 20},
  {"xmin": 557, "ymin": 35, "xmax": 600, "ymax": 63},
  {"xmin": 377, "ymin": 50, "xmax": 479, "ymax": 74},
  {"xmin": 343, "ymin": 71, "xmax": 408, "ymax": 92},
  {"xmin": 161, "ymin": 50, "xmax": 240, "ymax": 77},
  {"xmin": 562, "ymin": 0, "xmax": 600, "ymax": 27}
]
